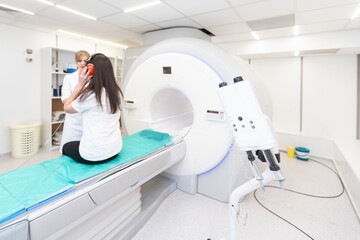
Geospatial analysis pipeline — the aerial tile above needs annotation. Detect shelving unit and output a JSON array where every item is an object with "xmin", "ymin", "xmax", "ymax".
[
  {"xmin": 115, "ymin": 57, "xmax": 123, "ymax": 87},
  {"xmin": 41, "ymin": 48, "xmax": 123, "ymax": 151},
  {"xmin": 41, "ymin": 47, "xmax": 75, "ymax": 151}
]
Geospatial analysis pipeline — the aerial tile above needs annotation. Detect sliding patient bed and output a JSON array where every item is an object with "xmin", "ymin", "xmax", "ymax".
[{"xmin": 0, "ymin": 129, "xmax": 185, "ymax": 240}]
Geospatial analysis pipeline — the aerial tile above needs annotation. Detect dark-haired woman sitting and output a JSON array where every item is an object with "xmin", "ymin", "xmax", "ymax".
[{"xmin": 63, "ymin": 53, "xmax": 123, "ymax": 165}]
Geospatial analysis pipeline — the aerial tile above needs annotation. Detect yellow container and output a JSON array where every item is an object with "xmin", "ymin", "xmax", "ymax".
[{"xmin": 287, "ymin": 146, "xmax": 295, "ymax": 158}]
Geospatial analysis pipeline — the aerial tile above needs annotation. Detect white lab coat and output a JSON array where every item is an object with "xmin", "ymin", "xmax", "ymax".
[{"xmin": 60, "ymin": 71, "xmax": 82, "ymax": 152}]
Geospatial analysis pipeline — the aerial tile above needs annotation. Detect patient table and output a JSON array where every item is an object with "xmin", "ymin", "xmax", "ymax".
[{"xmin": 0, "ymin": 129, "xmax": 185, "ymax": 239}]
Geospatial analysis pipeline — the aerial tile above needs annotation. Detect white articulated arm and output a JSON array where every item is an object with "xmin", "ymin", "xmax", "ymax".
[{"xmin": 218, "ymin": 76, "xmax": 285, "ymax": 240}]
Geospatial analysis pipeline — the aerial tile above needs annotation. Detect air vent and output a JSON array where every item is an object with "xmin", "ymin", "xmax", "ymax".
[
  {"xmin": 199, "ymin": 28, "xmax": 215, "ymax": 37},
  {"xmin": 247, "ymin": 15, "xmax": 295, "ymax": 31},
  {"xmin": 0, "ymin": 6, "xmax": 19, "ymax": 12},
  {"xmin": 0, "ymin": 6, "xmax": 29, "ymax": 17}
]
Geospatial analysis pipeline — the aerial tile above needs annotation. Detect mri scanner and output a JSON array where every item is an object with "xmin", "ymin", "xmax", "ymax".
[
  {"xmin": 122, "ymin": 36, "xmax": 275, "ymax": 201},
  {"xmin": 0, "ymin": 29, "xmax": 282, "ymax": 240}
]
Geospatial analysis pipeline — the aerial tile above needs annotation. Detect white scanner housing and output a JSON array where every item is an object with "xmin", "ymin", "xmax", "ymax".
[{"xmin": 122, "ymin": 37, "xmax": 273, "ymax": 201}]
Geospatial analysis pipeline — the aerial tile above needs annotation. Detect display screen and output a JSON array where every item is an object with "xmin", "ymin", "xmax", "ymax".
[
  {"xmin": 207, "ymin": 110, "xmax": 219, "ymax": 114},
  {"xmin": 163, "ymin": 66, "xmax": 172, "ymax": 74}
]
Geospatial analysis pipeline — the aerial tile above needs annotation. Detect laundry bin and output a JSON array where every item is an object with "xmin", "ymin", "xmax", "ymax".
[{"xmin": 8, "ymin": 122, "xmax": 42, "ymax": 158}]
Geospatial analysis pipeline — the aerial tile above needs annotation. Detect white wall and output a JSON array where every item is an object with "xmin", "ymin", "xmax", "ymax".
[
  {"xmin": 302, "ymin": 55, "xmax": 357, "ymax": 139},
  {"xmin": 251, "ymin": 58, "xmax": 301, "ymax": 133},
  {"xmin": 0, "ymin": 23, "xmax": 124, "ymax": 155},
  {"xmin": 0, "ymin": 24, "xmax": 55, "ymax": 155},
  {"xmin": 251, "ymin": 55, "xmax": 358, "ymax": 140}
]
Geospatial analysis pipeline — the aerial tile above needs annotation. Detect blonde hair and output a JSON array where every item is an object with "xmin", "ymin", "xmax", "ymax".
[{"xmin": 75, "ymin": 50, "xmax": 90, "ymax": 63}]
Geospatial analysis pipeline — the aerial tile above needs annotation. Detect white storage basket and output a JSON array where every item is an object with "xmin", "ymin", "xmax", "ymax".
[{"xmin": 9, "ymin": 122, "xmax": 41, "ymax": 158}]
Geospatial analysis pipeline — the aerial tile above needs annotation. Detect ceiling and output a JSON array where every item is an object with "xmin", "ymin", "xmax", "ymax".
[{"xmin": 1, "ymin": 0, "xmax": 360, "ymax": 51}]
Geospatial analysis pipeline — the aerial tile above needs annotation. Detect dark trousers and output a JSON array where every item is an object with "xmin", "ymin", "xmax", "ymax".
[{"xmin": 62, "ymin": 141, "xmax": 118, "ymax": 165}]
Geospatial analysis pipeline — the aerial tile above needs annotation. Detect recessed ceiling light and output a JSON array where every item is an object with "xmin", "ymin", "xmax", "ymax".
[
  {"xmin": 0, "ymin": 3, "xmax": 34, "ymax": 15},
  {"xmin": 58, "ymin": 29, "xmax": 128, "ymax": 49},
  {"xmin": 351, "ymin": 8, "xmax": 360, "ymax": 19},
  {"xmin": 58, "ymin": 29, "xmax": 86, "ymax": 38},
  {"xmin": 124, "ymin": 0, "xmax": 161, "ymax": 13},
  {"xmin": 56, "ymin": 5, "xmax": 96, "ymax": 20},
  {"xmin": 251, "ymin": 32, "xmax": 259, "ymax": 40},
  {"xmin": 36, "ymin": 0, "xmax": 54, "ymax": 6},
  {"xmin": 293, "ymin": 25, "xmax": 299, "ymax": 36}
]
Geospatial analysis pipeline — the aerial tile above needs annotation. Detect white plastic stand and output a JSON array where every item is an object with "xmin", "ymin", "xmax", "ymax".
[{"xmin": 229, "ymin": 169, "xmax": 273, "ymax": 240}]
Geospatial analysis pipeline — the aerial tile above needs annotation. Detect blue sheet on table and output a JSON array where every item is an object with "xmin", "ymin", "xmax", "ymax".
[{"xmin": 0, "ymin": 129, "xmax": 172, "ymax": 223}]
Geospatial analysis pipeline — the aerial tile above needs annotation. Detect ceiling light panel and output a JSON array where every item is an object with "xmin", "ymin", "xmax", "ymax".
[
  {"xmin": 227, "ymin": 0, "xmax": 264, "ymax": 7},
  {"xmin": 101, "ymin": 0, "xmax": 156, "ymax": 10},
  {"xmin": 129, "ymin": 3, "xmax": 183, "ymax": 23},
  {"xmin": 247, "ymin": 14, "xmax": 294, "ymax": 31},
  {"xmin": 0, "ymin": 0, "xmax": 50, "ymax": 12},
  {"xmin": 236, "ymin": 0, "xmax": 294, "ymax": 21},
  {"xmin": 296, "ymin": 3, "xmax": 359, "ymax": 25},
  {"xmin": 190, "ymin": 9, "xmax": 242, "ymax": 28},
  {"xmin": 101, "ymin": 12, "xmax": 149, "ymax": 29},
  {"xmin": 346, "ymin": 17, "xmax": 360, "ymax": 29},
  {"xmin": 251, "ymin": 31, "xmax": 259, "ymax": 40},
  {"xmin": 56, "ymin": 0, "xmax": 119, "ymax": 18},
  {"xmin": 56, "ymin": 5, "xmax": 96, "ymax": 20},
  {"xmin": 36, "ymin": 0, "xmax": 54, "ymax": 6},
  {"xmin": 156, "ymin": 18, "xmax": 201, "ymax": 29},
  {"xmin": 123, "ymin": 1, "xmax": 161, "ymax": 12},
  {"xmin": 36, "ymin": 7, "xmax": 90, "ymax": 25},
  {"xmin": 164, "ymin": 0, "xmax": 230, "ymax": 16}
]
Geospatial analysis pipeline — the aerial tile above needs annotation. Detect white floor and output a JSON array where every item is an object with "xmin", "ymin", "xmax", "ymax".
[
  {"xmin": 132, "ymin": 153, "xmax": 360, "ymax": 240},
  {"xmin": 1, "ymin": 152, "xmax": 359, "ymax": 240}
]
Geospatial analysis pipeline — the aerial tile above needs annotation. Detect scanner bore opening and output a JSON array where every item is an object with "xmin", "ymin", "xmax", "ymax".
[{"xmin": 150, "ymin": 88, "xmax": 193, "ymax": 136}]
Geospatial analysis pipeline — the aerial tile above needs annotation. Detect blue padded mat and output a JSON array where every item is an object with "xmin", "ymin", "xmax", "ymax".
[{"xmin": 0, "ymin": 129, "xmax": 172, "ymax": 223}]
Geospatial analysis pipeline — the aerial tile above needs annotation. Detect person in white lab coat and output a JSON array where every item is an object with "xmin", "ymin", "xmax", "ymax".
[{"xmin": 60, "ymin": 50, "xmax": 90, "ymax": 152}]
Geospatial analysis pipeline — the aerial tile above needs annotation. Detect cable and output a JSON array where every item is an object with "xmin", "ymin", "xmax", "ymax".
[
  {"xmin": 15, "ymin": 122, "xmax": 63, "ymax": 170},
  {"xmin": 253, "ymin": 190, "xmax": 315, "ymax": 240},
  {"xmin": 253, "ymin": 157, "xmax": 345, "ymax": 240}
]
